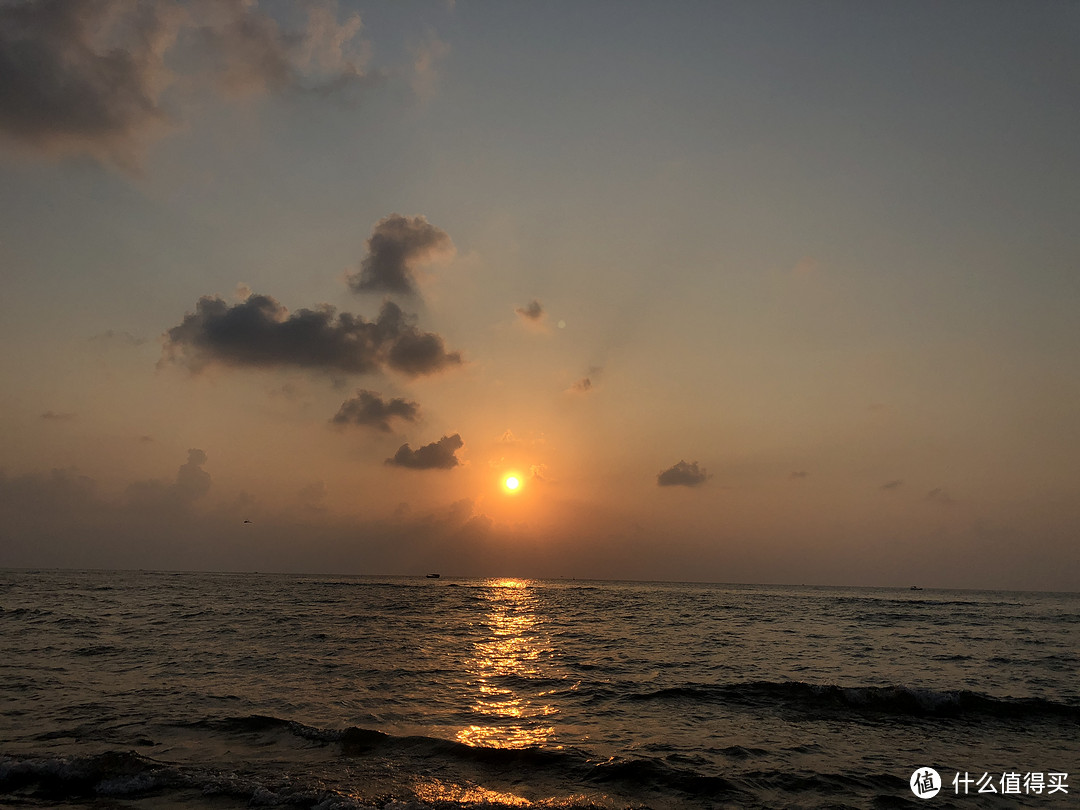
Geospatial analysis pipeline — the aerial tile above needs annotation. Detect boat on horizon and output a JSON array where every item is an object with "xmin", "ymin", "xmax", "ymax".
[{"xmin": 426, "ymin": 573, "xmax": 441, "ymax": 579}]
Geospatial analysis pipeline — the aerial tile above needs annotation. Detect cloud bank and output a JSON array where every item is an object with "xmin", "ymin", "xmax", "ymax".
[
  {"xmin": 162, "ymin": 294, "xmax": 462, "ymax": 377},
  {"xmin": 657, "ymin": 460, "xmax": 709, "ymax": 487},
  {"xmin": 346, "ymin": 214, "xmax": 454, "ymax": 296},
  {"xmin": 331, "ymin": 390, "xmax": 420, "ymax": 432},
  {"xmin": 386, "ymin": 434, "xmax": 463, "ymax": 470}
]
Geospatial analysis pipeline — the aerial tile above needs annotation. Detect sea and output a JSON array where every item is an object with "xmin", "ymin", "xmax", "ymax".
[{"xmin": 1, "ymin": 570, "xmax": 1077, "ymax": 809}]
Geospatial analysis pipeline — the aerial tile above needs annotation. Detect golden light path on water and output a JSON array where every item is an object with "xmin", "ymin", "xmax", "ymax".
[{"xmin": 456, "ymin": 578, "xmax": 558, "ymax": 750}]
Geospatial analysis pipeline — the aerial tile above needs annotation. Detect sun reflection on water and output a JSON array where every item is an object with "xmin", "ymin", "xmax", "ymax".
[{"xmin": 456, "ymin": 578, "xmax": 557, "ymax": 749}]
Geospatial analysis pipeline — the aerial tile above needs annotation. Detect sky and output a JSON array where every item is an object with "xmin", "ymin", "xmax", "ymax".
[{"xmin": 1, "ymin": 0, "xmax": 1078, "ymax": 590}]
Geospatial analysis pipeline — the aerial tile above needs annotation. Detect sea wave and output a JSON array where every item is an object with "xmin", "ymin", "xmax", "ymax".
[{"xmin": 624, "ymin": 680, "xmax": 1080, "ymax": 719}]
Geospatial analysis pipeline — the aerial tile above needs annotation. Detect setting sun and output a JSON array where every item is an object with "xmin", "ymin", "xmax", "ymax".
[{"xmin": 504, "ymin": 475, "xmax": 520, "ymax": 492}]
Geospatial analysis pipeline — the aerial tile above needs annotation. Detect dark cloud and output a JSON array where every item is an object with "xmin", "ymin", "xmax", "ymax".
[
  {"xmin": 0, "ymin": 0, "xmax": 369, "ymax": 166},
  {"xmin": 657, "ymin": 460, "xmax": 709, "ymax": 488},
  {"xmin": 161, "ymin": 294, "xmax": 462, "ymax": 377},
  {"xmin": 386, "ymin": 434, "xmax": 463, "ymax": 470},
  {"xmin": 880, "ymin": 479, "xmax": 904, "ymax": 490},
  {"xmin": 346, "ymin": 214, "xmax": 454, "ymax": 296},
  {"xmin": 516, "ymin": 300, "xmax": 544, "ymax": 321},
  {"xmin": 332, "ymin": 389, "xmax": 420, "ymax": 432}
]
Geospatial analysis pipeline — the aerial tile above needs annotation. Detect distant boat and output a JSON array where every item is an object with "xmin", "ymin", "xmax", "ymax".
[
  {"xmin": 910, "ymin": 586, "xmax": 923, "ymax": 591},
  {"xmin": 426, "ymin": 573, "xmax": 441, "ymax": 579}
]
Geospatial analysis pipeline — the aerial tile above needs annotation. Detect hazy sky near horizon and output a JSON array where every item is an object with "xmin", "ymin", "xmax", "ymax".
[{"xmin": 1, "ymin": 0, "xmax": 1078, "ymax": 589}]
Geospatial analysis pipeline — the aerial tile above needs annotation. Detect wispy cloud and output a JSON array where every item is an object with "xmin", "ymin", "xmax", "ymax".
[
  {"xmin": 410, "ymin": 29, "xmax": 450, "ymax": 101},
  {"xmin": 926, "ymin": 488, "xmax": 956, "ymax": 506},
  {"xmin": 569, "ymin": 366, "xmax": 602, "ymax": 393},
  {"xmin": 40, "ymin": 410, "xmax": 76, "ymax": 421}
]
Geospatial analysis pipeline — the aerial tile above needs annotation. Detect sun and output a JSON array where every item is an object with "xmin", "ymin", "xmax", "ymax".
[{"xmin": 503, "ymin": 475, "xmax": 521, "ymax": 492}]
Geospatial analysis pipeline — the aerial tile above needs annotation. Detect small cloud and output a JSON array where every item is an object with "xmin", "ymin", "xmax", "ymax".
[
  {"xmin": 331, "ymin": 389, "xmax": 420, "ymax": 432},
  {"xmin": 790, "ymin": 471, "xmax": 809, "ymax": 480},
  {"xmin": 657, "ymin": 460, "xmax": 709, "ymax": 488},
  {"xmin": 346, "ymin": 214, "xmax": 455, "ymax": 297},
  {"xmin": 926, "ymin": 488, "xmax": 956, "ymax": 506},
  {"xmin": 386, "ymin": 433, "xmax": 463, "ymax": 470},
  {"xmin": 516, "ymin": 299, "xmax": 544, "ymax": 321},
  {"xmin": 880, "ymin": 479, "xmax": 904, "ymax": 490},
  {"xmin": 139, "ymin": 435, "xmax": 154, "ymax": 443},
  {"xmin": 41, "ymin": 410, "xmax": 76, "ymax": 421},
  {"xmin": 497, "ymin": 429, "xmax": 518, "ymax": 445},
  {"xmin": 234, "ymin": 282, "xmax": 253, "ymax": 301},
  {"xmin": 529, "ymin": 463, "xmax": 547, "ymax": 481},
  {"xmin": 569, "ymin": 366, "xmax": 602, "ymax": 394}
]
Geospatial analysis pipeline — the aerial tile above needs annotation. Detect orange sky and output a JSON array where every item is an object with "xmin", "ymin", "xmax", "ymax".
[{"xmin": 1, "ymin": 1, "xmax": 1079, "ymax": 590}]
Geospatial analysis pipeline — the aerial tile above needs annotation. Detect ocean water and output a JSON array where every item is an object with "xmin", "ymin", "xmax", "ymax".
[{"xmin": 0, "ymin": 571, "xmax": 1076, "ymax": 809}]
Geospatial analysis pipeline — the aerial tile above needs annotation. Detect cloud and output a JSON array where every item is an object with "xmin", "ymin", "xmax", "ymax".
[
  {"xmin": 410, "ymin": 29, "xmax": 450, "ymax": 101},
  {"xmin": 569, "ymin": 366, "xmax": 602, "ymax": 393},
  {"xmin": 161, "ymin": 294, "xmax": 462, "ymax": 377},
  {"xmin": 0, "ymin": 0, "xmax": 370, "ymax": 167},
  {"xmin": 346, "ymin": 214, "xmax": 455, "ymax": 296},
  {"xmin": 657, "ymin": 460, "xmax": 709, "ymax": 488},
  {"xmin": 40, "ymin": 410, "xmax": 76, "ymax": 421},
  {"xmin": 126, "ymin": 448, "xmax": 211, "ymax": 510},
  {"xmin": 88, "ymin": 330, "xmax": 146, "ymax": 347},
  {"xmin": 175, "ymin": 448, "xmax": 211, "ymax": 501},
  {"xmin": 515, "ymin": 299, "xmax": 544, "ymax": 321},
  {"xmin": 790, "ymin": 471, "xmax": 809, "ymax": 480},
  {"xmin": 386, "ymin": 433, "xmax": 463, "ymax": 470},
  {"xmin": 880, "ymin": 479, "xmax": 904, "ymax": 490},
  {"xmin": 926, "ymin": 488, "xmax": 956, "ymax": 506},
  {"xmin": 331, "ymin": 389, "xmax": 420, "ymax": 432}
]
